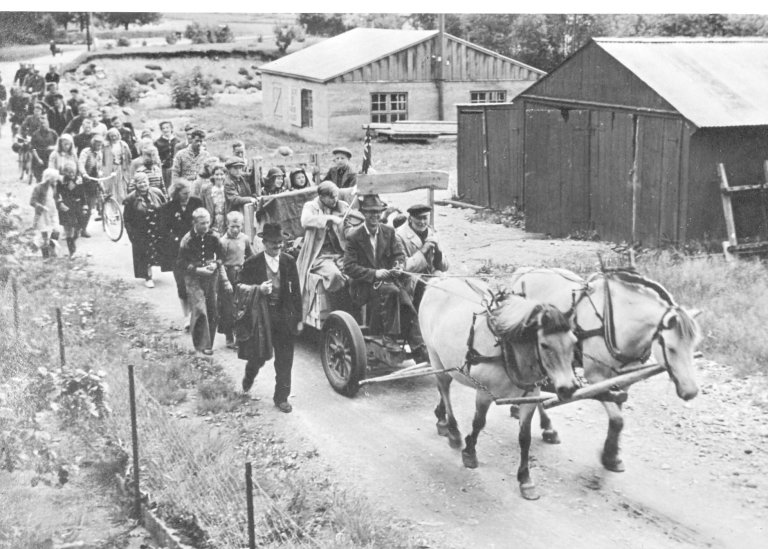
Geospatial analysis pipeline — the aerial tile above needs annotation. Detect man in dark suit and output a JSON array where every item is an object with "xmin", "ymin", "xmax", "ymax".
[
  {"xmin": 238, "ymin": 222, "xmax": 302, "ymax": 413},
  {"xmin": 343, "ymin": 194, "xmax": 426, "ymax": 361}
]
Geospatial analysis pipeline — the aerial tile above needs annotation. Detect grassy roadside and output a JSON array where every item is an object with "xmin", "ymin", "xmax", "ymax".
[
  {"xmin": 0, "ymin": 214, "xmax": 432, "ymax": 548},
  {"xmin": 0, "ymin": 43, "xmax": 80, "ymax": 62}
]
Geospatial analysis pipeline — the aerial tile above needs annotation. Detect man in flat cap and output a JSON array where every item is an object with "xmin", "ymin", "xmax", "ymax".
[
  {"xmin": 397, "ymin": 203, "xmax": 449, "ymax": 309},
  {"xmin": 224, "ymin": 155, "xmax": 259, "ymax": 217},
  {"xmin": 171, "ymin": 128, "xmax": 211, "ymax": 187},
  {"xmin": 344, "ymin": 194, "xmax": 426, "ymax": 361},
  {"xmin": 322, "ymin": 146, "xmax": 357, "ymax": 189}
]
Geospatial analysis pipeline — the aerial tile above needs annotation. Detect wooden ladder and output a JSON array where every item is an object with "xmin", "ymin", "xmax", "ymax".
[{"xmin": 717, "ymin": 161, "xmax": 768, "ymax": 258}]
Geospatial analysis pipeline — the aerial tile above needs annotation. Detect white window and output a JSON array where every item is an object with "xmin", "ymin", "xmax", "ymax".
[
  {"xmin": 470, "ymin": 90, "xmax": 507, "ymax": 103},
  {"xmin": 371, "ymin": 92, "xmax": 408, "ymax": 123}
]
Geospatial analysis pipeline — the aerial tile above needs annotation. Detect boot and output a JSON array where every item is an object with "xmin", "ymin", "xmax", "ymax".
[{"xmin": 66, "ymin": 237, "xmax": 76, "ymax": 258}]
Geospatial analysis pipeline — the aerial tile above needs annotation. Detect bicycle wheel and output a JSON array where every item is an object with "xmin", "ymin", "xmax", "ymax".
[{"xmin": 102, "ymin": 196, "xmax": 124, "ymax": 242}]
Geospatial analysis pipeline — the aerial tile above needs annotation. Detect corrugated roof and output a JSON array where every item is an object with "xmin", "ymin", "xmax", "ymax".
[
  {"xmin": 259, "ymin": 28, "xmax": 438, "ymax": 82},
  {"xmin": 594, "ymin": 37, "xmax": 768, "ymax": 128}
]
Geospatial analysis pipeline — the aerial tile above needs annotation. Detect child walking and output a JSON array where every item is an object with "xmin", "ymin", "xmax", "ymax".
[
  {"xmin": 55, "ymin": 161, "xmax": 86, "ymax": 258},
  {"xmin": 218, "ymin": 211, "xmax": 253, "ymax": 348},
  {"xmin": 30, "ymin": 168, "xmax": 60, "ymax": 259}
]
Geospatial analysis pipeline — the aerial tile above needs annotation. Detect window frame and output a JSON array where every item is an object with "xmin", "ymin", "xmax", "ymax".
[
  {"xmin": 470, "ymin": 90, "xmax": 507, "ymax": 104},
  {"xmin": 370, "ymin": 92, "xmax": 408, "ymax": 123}
]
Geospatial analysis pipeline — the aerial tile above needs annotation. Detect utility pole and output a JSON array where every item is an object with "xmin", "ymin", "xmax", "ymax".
[
  {"xmin": 85, "ymin": 12, "xmax": 92, "ymax": 52},
  {"xmin": 436, "ymin": 13, "xmax": 445, "ymax": 121}
]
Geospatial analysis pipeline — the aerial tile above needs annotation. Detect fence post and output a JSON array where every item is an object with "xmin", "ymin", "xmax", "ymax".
[
  {"xmin": 56, "ymin": 307, "xmax": 65, "ymax": 367},
  {"xmin": 128, "ymin": 364, "xmax": 142, "ymax": 522},
  {"xmin": 245, "ymin": 461, "xmax": 256, "ymax": 549},
  {"xmin": 12, "ymin": 276, "xmax": 19, "ymax": 339}
]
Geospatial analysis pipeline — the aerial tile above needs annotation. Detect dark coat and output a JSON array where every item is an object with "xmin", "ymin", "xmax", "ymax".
[
  {"xmin": 157, "ymin": 196, "xmax": 204, "ymax": 271},
  {"xmin": 343, "ymin": 223, "xmax": 405, "ymax": 307},
  {"xmin": 55, "ymin": 178, "xmax": 86, "ymax": 229},
  {"xmin": 322, "ymin": 164, "xmax": 357, "ymax": 189},
  {"xmin": 224, "ymin": 173, "xmax": 257, "ymax": 215},
  {"xmin": 238, "ymin": 252, "xmax": 302, "ymax": 336},
  {"xmin": 124, "ymin": 188, "xmax": 166, "ymax": 278}
]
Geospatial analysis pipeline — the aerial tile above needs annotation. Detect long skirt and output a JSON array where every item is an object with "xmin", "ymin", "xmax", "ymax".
[{"xmin": 185, "ymin": 272, "xmax": 219, "ymax": 351}]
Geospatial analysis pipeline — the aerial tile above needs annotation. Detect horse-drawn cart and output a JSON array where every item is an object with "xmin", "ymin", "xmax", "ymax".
[{"xmin": 243, "ymin": 169, "xmax": 450, "ymax": 396}]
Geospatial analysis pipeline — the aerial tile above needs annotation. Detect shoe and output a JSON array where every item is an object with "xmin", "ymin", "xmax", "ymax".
[
  {"xmin": 81, "ymin": 230, "xmax": 91, "ymax": 238},
  {"xmin": 201, "ymin": 349, "xmax": 213, "ymax": 356},
  {"xmin": 145, "ymin": 279, "xmax": 155, "ymax": 288},
  {"xmin": 275, "ymin": 401, "xmax": 292, "ymax": 413}
]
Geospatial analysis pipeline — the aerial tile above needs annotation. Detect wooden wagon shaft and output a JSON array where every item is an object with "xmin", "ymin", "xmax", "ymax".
[{"xmin": 358, "ymin": 363, "xmax": 455, "ymax": 386}]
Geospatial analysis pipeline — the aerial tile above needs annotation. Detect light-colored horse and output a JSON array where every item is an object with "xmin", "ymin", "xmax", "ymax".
[
  {"xmin": 419, "ymin": 277, "xmax": 579, "ymax": 500},
  {"xmin": 510, "ymin": 267, "xmax": 701, "ymax": 472}
]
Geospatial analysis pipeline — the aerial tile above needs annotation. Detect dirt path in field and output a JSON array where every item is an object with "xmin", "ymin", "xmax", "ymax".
[{"xmin": 3, "ymin": 53, "xmax": 767, "ymax": 548}]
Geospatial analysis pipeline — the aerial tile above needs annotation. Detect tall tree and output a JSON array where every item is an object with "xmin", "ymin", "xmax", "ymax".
[
  {"xmin": 97, "ymin": 12, "xmax": 161, "ymax": 31},
  {"xmin": 297, "ymin": 14, "xmax": 348, "ymax": 37}
]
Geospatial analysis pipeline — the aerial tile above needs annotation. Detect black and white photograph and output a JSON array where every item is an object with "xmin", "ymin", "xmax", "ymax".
[{"xmin": 0, "ymin": 3, "xmax": 766, "ymax": 548}]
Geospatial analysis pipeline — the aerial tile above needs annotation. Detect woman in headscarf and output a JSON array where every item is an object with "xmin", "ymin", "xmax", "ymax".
[
  {"xmin": 262, "ymin": 167, "xmax": 286, "ymax": 195},
  {"xmin": 200, "ymin": 162, "xmax": 227, "ymax": 234},
  {"xmin": 124, "ymin": 172, "xmax": 167, "ymax": 288},
  {"xmin": 48, "ymin": 133, "xmax": 79, "ymax": 176},
  {"xmin": 103, "ymin": 127, "xmax": 131, "ymax": 204},
  {"xmin": 288, "ymin": 168, "xmax": 312, "ymax": 191},
  {"xmin": 159, "ymin": 179, "xmax": 204, "ymax": 328}
]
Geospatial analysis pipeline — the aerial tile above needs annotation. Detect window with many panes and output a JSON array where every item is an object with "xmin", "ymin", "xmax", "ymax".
[
  {"xmin": 470, "ymin": 90, "xmax": 507, "ymax": 103},
  {"xmin": 371, "ymin": 92, "xmax": 408, "ymax": 123}
]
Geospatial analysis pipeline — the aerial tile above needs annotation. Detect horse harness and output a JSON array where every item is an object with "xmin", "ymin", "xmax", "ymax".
[
  {"xmin": 459, "ymin": 281, "xmax": 549, "ymax": 399},
  {"xmin": 567, "ymin": 269, "xmax": 679, "ymax": 374}
]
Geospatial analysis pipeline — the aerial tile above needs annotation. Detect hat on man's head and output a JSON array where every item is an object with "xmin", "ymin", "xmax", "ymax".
[
  {"xmin": 266, "ymin": 167, "xmax": 284, "ymax": 179},
  {"xmin": 358, "ymin": 194, "xmax": 387, "ymax": 212},
  {"xmin": 332, "ymin": 146, "xmax": 352, "ymax": 159},
  {"xmin": 257, "ymin": 222, "xmax": 290, "ymax": 242},
  {"xmin": 407, "ymin": 204, "xmax": 432, "ymax": 217},
  {"xmin": 224, "ymin": 156, "xmax": 245, "ymax": 168}
]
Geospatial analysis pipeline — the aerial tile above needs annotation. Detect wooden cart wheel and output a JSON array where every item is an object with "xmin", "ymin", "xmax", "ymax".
[{"xmin": 321, "ymin": 311, "xmax": 367, "ymax": 397}]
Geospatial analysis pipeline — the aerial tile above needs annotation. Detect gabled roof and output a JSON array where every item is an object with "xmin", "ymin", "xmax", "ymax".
[
  {"xmin": 593, "ymin": 37, "xmax": 768, "ymax": 128},
  {"xmin": 260, "ymin": 28, "xmax": 438, "ymax": 82},
  {"xmin": 259, "ymin": 27, "xmax": 542, "ymax": 83}
]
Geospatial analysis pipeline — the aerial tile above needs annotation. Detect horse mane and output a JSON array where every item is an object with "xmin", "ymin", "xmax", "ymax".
[
  {"xmin": 669, "ymin": 306, "xmax": 702, "ymax": 344},
  {"xmin": 490, "ymin": 296, "xmax": 571, "ymax": 342}
]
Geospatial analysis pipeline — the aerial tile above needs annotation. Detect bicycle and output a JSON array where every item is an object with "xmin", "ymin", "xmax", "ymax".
[{"xmin": 86, "ymin": 172, "xmax": 124, "ymax": 242}]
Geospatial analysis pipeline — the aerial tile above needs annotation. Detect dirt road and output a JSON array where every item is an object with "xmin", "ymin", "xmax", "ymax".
[{"xmin": 3, "ymin": 52, "xmax": 766, "ymax": 548}]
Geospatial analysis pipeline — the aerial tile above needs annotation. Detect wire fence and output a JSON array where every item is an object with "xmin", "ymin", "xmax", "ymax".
[{"xmin": 2, "ymin": 274, "xmax": 311, "ymax": 549}]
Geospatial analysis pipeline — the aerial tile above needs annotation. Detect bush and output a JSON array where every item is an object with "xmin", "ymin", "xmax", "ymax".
[
  {"xmin": 132, "ymin": 71, "xmax": 155, "ymax": 85},
  {"xmin": 184, "ymin": 22, "xmax": 234, "ymax": 44},
  {"xmin": 116, "ymin": 37, "xmax": 130, "ymax": 47},
  {"xmin": 114, "ymin": 76, "xmax": 140, "ymax": 106},
  {"xmin": 165, "ymin": 32, "xmax": 178, "ymax": 45},
  {"xmin": 171, "ymin": 66, "xmax": 214, "ymax": 109}
]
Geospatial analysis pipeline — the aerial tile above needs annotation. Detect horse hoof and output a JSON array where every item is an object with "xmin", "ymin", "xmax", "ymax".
[
  {"xmin": 448, "ymin": 434, "xmax": 463, "ymax": 449},
  {"xmin": 509, "ymin": 405, "xmax": 520, "ymax": 419},
  {"xmin": 520, "ymin": 482, "xmax": 540, "ymax": 500},
  {"xmin": 461, "ymin": 450, "xmax": 478, "ymax": 469},
  {"xmin": 542, "ymin": 430, "xmax": 561, "ymax": 444},
  {"xmin": 436, "ymin": 421, "xmax": 450, "ymax": 437},
  {"xmin": 602, "ymin": 456, "xmax": 625, "ymax": 473}
]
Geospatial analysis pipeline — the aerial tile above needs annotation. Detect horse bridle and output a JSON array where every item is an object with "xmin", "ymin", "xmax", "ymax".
[{"xmin": 569, "ymin": 274, "xmax": 679, "ymax": 375}]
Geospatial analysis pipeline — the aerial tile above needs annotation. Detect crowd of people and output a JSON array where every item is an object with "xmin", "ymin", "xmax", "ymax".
[{"xmin": 12, "ymin": 62, "xmax": 448, "ymax": 414}]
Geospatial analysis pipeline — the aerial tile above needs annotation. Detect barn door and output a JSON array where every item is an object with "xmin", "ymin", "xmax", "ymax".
[
  {"xmin": 457, "ymin": 109, "xmax": 489, "ymax": 205},
  {"xmin": 524, "ymin": 107, "xmax": 591, "ymax": 236},
  {"xmin": 486, "ymin": 104, "xmax": 525, "ymax": 210}
]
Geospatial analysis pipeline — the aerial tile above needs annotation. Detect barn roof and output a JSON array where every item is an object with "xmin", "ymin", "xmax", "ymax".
[
  {"xmin": 260, "ymin": 27, "xmax": 542, "ymax": 83},
  {"xmin": 594, "ymin": 37, "xmax": 768, "ymax": 128},
  {"xmin": 260, "ymin": 28, "xmax": 437, "ymax": 82}
]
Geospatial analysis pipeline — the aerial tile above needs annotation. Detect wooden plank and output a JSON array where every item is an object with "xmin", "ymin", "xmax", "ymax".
[
  {"xmin": 677, "ymin": 123, "xmax": 691, "ymax": 242},
  {"xmin": 718, "ymin": 163, "xmax": 738, "ymax": 247},
  {"xmin": 721, "ymin": 184, "xmax": 768, "ymax": 193},
  {"xmin": 356, "ymin": 171, "xmax": 450, "ymax": 194}
]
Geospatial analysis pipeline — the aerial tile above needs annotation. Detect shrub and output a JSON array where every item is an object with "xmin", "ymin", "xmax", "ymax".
[
  {"xmin": 141, "ymin": 40, "xmax": 147, "ymax": 46},
  {"xmin": 105, "ymin": 42, "xmax": 114, "ymax": 50},
  {"xmin": 237, "ymin": 67, "xmax": 249, "ymax": 76},
  {"xmin": 165, "ymin": 32, "xmax": 178, "ymax": 45},
  {"xmin": 171, "ymin": 66, "xmax": 214, "ymax": 109},
  {"xmin": 114, "ymin": 76, "xmax": 140, "ymax": 106},
  {"xmin": 116, "ymin": 37, "xmax": 130, "ymax": 47},
  {"xmin": 162, "ymin": 70, "xmax": 174, "ymax": 79},
  {"xmin": 184, "ymin": 22, "xmax": 234, "ymax": 44}
]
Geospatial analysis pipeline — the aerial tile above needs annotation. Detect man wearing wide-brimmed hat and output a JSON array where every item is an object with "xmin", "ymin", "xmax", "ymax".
[
  {"xmin": 322, "ymin": 146, "xmax": 357, "ymax": 189},
  {"xmin": 224, "ymin": 155, "xmax": 259, "ymax": 216},
  {"xmin": 237, "ymin": 222, "xmax": 302, "ymax": 413},
  {"xmin": 343, "ymin": 194, "xmax": 426, "ymax": 360}
]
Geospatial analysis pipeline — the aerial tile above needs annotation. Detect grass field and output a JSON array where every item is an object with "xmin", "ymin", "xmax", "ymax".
[{"xmin": 0, "ymin": 43, "xmax": 80, "ymax": 63}]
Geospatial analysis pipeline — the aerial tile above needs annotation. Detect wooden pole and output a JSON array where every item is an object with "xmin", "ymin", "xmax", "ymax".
[
  {"xmin": 436, "ymin": 13, "xmax": 445, "ymax": 121},
  {"xmin": 12, "ymin": 277, "xmax": 19, "ymax": 339},
  {"xmin": 245, "ymin": 462, "xmax": 256, "ymax": 549},
  {"xmin": 630, "ymin": 114, "xmax": 640, "ymax": 267},
  {"xmin": 128, "ymin": 365, "xmax": 142, "ymax": 521},
  {"xmin": 85, "ymin": 12, "xmax": 92, "ymax": 52},
  {"xmin": 56, "ymin": 307, "xmax": 65, "ymax": 367}
]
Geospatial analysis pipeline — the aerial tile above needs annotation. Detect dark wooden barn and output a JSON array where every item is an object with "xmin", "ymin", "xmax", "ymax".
[{"xmin": 458, "ymin": 37, "xmax": 768, "ymax": 246}]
